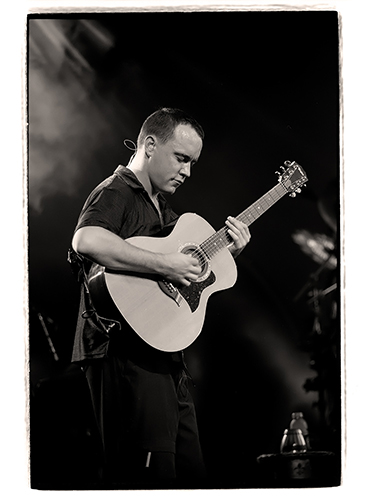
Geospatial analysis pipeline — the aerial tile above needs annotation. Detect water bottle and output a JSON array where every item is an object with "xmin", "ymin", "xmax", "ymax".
[
  {"xmin": 280, "ymin": 428, "xmax": 307, "ymax": 453},
  {"xmin": 289, "ymin": 412, "xmax": 311, "ymax": 449}
]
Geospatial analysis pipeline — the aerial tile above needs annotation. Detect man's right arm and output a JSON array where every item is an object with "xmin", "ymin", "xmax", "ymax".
[{"xmin": 72, "ymin": 226, "xmax": 200, "ymax": 287}]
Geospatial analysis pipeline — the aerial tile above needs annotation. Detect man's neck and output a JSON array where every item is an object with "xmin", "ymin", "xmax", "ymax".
[
  {"xmin": 127, "ymin": 153, "xmax": 156, "ymax": 198},
  {"xmin": 127, "ymin": 153, "xmax": 160, "ymax": 209}
]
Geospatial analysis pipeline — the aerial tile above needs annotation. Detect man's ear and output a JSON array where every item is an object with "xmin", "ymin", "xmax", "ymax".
[{"xmin": 144, "ymin": 135, "xmax": 156, "ymax": 158}]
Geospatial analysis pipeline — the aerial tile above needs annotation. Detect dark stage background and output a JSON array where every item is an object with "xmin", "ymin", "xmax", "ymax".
[{"xmin": 28, "ymin": 11, "xmax": 340, "ymax": 489}]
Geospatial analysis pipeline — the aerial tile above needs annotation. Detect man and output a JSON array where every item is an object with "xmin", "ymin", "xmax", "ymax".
[{"xmin": 70, "ymin": 108, "xmax": 251, "ymax": 488}]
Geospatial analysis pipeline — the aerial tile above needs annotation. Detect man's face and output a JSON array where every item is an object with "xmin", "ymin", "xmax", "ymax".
[{"xmin": 148, "ymin": 124, "xmax": 203, "ymax": 195}]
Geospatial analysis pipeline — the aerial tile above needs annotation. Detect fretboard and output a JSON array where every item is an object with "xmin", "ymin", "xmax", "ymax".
[{"xmin": 200, "ymin": 182, "xmax": 287, "ymax": 260}]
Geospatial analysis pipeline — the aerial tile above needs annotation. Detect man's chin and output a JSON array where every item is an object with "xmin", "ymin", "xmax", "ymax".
[{"xmin": 163, "ymin": 184, "xmax": 178, "ymax": 195}]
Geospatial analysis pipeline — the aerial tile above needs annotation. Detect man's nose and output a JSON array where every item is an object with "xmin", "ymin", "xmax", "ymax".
[{"xmin": 180, "ymin": 162, "xmax": 191, "ymax": 177}]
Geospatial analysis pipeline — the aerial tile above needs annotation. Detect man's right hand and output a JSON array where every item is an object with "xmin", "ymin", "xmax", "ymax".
[{"xmin": 159, "ymin": 252, "xmax": 201, "ymax": 287}]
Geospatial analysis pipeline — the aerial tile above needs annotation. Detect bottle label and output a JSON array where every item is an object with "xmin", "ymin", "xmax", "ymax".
[{"xmin": 288, "ymin": 458, "xmax": 312, "ymax": 479}]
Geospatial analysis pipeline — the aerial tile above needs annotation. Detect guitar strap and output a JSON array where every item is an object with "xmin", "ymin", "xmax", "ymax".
[{"xmin": 67, "ymin": 248, "xmax": 121, "ymax": 335}]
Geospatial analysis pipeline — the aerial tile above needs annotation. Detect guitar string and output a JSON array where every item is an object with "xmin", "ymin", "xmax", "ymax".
[
  {"xmin": 189, "ymin": 183, "xmax": 287, "ymax": 267},
  {"xmin": 190, "ymin": 188, "xmax": 280, "ymax": 264}
]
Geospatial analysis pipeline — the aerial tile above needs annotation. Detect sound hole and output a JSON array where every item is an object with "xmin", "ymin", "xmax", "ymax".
[{"xmin": 180, "ymin": 244, "xmax": 210, "ymax": 282}]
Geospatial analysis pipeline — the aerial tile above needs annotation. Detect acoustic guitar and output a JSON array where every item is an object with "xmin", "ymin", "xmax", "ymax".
[{"xmin": 87, "ymin": 160, "xmax": 308, "ymax": 352}]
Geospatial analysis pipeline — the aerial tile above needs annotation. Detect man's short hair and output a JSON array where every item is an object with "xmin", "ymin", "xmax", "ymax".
[{"xmin": 137, "ymin": 107, "xmax": 204, "ymax": 147}]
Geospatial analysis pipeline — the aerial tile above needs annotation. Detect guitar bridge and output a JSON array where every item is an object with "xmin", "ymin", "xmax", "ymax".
[
  {"xmin": 158, "ymin": 280, "xmax": 183, "ymax": 307},
  {"xmin": 158, "ymin": 272, "xmax": 216, "ymax": 312}
]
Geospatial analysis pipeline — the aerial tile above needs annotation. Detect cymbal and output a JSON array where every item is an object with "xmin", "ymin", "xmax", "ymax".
[{"xmin": 292, "ymin": 229, "xmax": 337, "ymax": 269}]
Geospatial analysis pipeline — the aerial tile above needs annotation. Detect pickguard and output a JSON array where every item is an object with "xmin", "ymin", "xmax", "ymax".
[{"xmin": 178, "ymin": 271, "xmax": 216, "ymax": 312}]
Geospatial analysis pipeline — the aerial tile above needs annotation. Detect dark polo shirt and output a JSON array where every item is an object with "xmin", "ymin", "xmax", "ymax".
[{"xmin": 71, "ymin": 165, "xmax": 179, "ymax": 363}]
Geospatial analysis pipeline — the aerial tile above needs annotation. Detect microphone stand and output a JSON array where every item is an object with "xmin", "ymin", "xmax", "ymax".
[{"xmin": 37, "ymin": 312, "xmax": 60, "ymax": 362}]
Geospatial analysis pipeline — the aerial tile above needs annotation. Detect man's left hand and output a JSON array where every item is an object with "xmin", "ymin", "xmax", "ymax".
[{"xmin": 225, "ymin": 216, "xmax": 251, "ymax": 259}]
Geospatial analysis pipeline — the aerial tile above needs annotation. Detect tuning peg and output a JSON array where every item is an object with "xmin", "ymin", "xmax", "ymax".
[
  {"xmin": 280, "ymin": 166, "xmax": 286, "ymax": 172},
  {"xmin": 296, "ymin": 188, "xmax": 301, "ymax": 194},
  {"xmin": 275, "ymin": 170, "xmax": 281, "ymax": 176},
  {"xmin": 289, "ymin": 192, "xmax": 296, "ymax": 198}
]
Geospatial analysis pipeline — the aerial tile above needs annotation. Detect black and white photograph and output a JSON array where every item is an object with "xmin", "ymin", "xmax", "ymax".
[
  {"xmin": 26, "ymin": 9, "xmax": 343, "ymax": 491},
  {"xmin": 3, "ymin": 0, "xmax": 374, "ymax": 496}
]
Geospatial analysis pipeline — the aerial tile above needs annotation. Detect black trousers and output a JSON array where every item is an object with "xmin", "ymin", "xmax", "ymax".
[{"xmin": 84, "ymin": 350, "xmax": 206, "ymax": 488}]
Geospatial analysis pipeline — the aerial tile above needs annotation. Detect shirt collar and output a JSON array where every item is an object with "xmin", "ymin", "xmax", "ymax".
[
  {"xmin": 114, "ymin": 164, "xmax": 145, "ymax": 190},
  {"xmin": 113, "ymin": 164, "xmax": 172, "ymax": 215}
]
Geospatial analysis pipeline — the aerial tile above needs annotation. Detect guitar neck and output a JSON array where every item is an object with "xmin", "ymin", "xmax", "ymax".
[{"xmin": 200, "ymin": 182, "xmax": 288, "ymax": 259}]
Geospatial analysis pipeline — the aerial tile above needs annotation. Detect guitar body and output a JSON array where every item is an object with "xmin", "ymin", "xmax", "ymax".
[{"xmin": 87, "ymin": 213, "xmax": 237, "ymax": 352}]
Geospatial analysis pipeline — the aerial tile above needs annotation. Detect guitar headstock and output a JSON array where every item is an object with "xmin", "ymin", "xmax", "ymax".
[{"xmin": 276, "ymin": 160, "xmax": 308, "ymax": 197}]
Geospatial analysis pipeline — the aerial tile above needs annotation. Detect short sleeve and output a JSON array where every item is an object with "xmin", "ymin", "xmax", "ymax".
[{"xmin": 75, "ymin": 178, "xmax": 133, "ymax": 236}]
